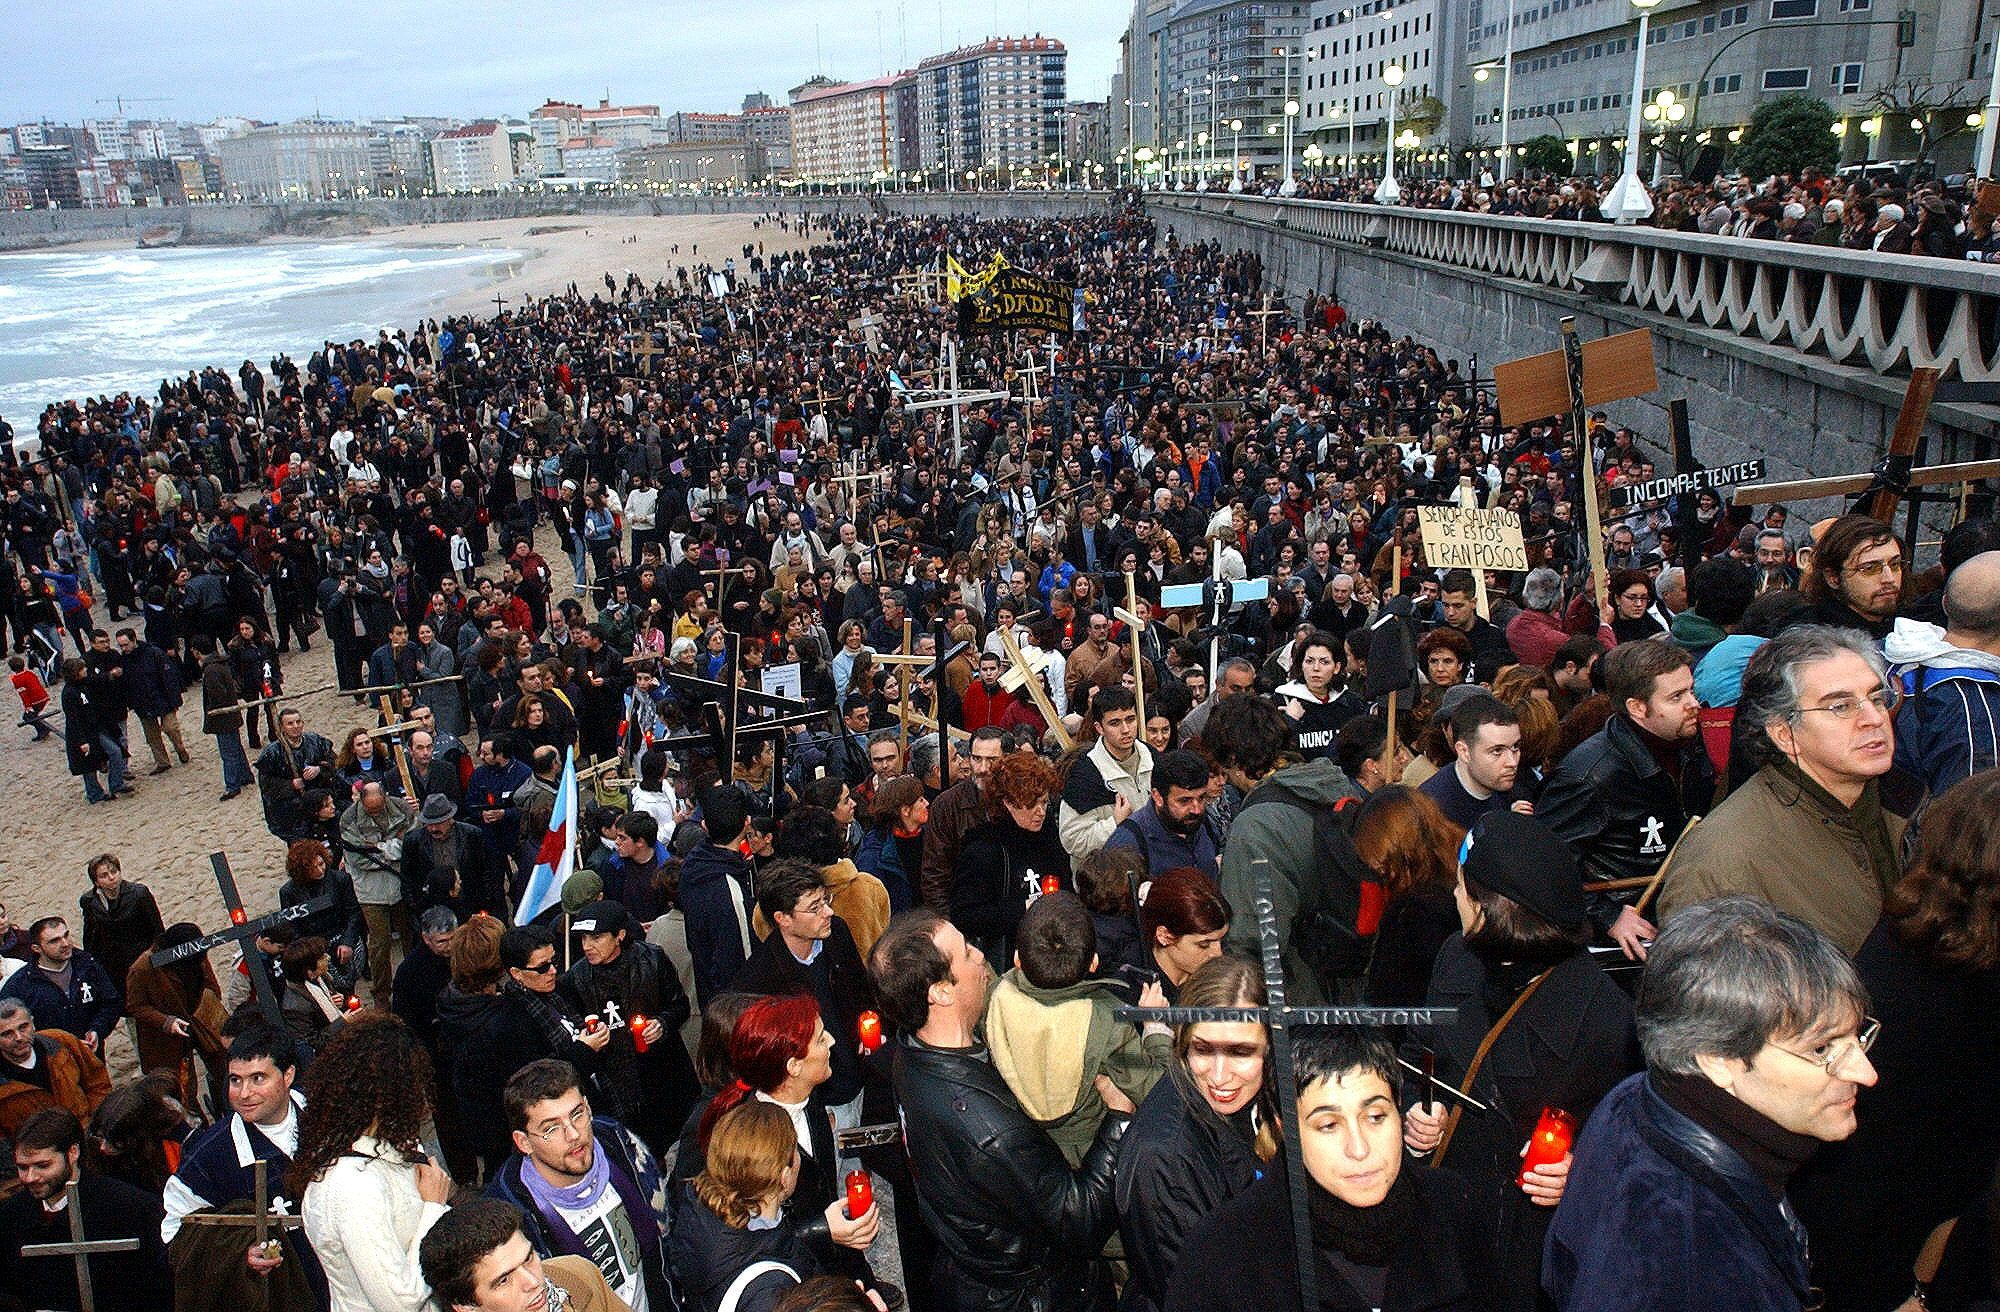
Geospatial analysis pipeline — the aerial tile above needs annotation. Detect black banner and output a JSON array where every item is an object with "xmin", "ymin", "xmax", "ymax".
[
  {"xmin": 1608, "ymin": 459, "xmax": 1766, "ymax": 509},
  {"xmin": 957, "ymin": 265, "xmax": 1076, "ymax": 337}
]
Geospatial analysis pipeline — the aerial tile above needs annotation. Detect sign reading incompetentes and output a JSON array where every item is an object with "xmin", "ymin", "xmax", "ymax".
[
  {"xmin": 1417, "ymin": 505, "xmax": 1529, "ymax": 571},
  {"xmin": 1608, "ymin": 459, "xmax": 1766, "ymax": 510}
]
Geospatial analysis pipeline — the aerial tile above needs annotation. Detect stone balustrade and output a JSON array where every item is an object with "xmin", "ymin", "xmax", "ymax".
[{"xmin": 1151, "ymin": 193, "xmax": 2000, "ymax": 384}]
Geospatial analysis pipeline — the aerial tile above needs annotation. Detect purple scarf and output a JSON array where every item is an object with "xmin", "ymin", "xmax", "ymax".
[{"xmin": 516, "ymin": 1127, "xmax": 661, "ymax": 1258}]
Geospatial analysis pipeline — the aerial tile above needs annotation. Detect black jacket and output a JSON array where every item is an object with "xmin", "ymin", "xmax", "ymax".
[
  {"xmin": 728, "ymin": 918, "xmax": 875, "ymax": 1107},
  {"xmin": 279, "ymin": 870, "xmax": 365, "ymax": 959},
  {"xmin": 951, "ymin": 806, "xmax": 1071, "ymax": 970},
  {"xmin": 560, "ymin": 941, "xmax": 698, "ymax": 1144},
  {"xmin": 399, "ymin": 820, "xmax": 501, "ymax": 918},
  {"xmin": 668, "ymin": 1179, "xmax": 820, "ymax": 1312},
  {"xmin": 0, "ymin": 1171, "xmax": 168, "ymax": 1312},
  {"xmin": 433, "ymin": 985, "xmax": 553, "ymax": 1164},
  {"xmin": 890, "ymin": 1033, "xmax": 1127, "ymax": 1312},
  {"xmin": 1411, "ymin": 941, "xmax": 1639, "ymax": 1312},
  {"xmin": 1164, "ymin": 1163, "xmax": 1498, "ymax": 1312},
  {"xmin": 1534, "ymin": 715, "xmax": 1714, "ymax": 935},
  {"xmin": 78, "ymin": 881, "xmax": 163, "ymax": 997},
  {"xmin": 1114, "ymin": 1069, "xmax": 1267, "ymax": 1312}
]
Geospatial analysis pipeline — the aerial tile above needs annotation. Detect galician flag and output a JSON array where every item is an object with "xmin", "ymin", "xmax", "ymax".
[{"xmin": 515, "ymin": 748, "xmax": 577, "ymax": 925}]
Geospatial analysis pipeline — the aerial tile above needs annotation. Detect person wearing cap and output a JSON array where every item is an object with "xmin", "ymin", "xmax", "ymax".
[
  {"xmin": 1402, "ymin": 809, "xmax": 1639, "ymax": 1312},
  {"xmin": 558, "ymin": 899, "xmax": 697, "ymax": 1159},
  {"xmin": 401, "ymin": 793, "xmax": 500, "ymax": 921}
]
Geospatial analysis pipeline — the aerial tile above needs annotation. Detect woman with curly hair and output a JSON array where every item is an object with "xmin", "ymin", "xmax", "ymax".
[
  {"xmin": 294, "ymin": 1014, "xmax": 455, "ymax": 1312},
  {"xmin": 279, "ymin": 837, "xmax": 364, "ymax": 980},
  {"xmin": 1793, "ymin": 771, "xmax": 2000, "ymax": 1312},
  {"xmin": 952, "ymin": 751, "xmax": 1070, "ymax": 966}
]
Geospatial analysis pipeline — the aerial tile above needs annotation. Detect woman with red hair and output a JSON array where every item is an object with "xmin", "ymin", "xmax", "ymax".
[{"xmin": 687, "ymin": 994, "xmax": 879, "ymax": 1277}]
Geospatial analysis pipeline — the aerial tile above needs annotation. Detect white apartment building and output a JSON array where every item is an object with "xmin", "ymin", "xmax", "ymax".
[
  {"xmin": 428, "ymin": 122, "xmax": 515, "ymax": 193},
  {"xmin": 790, "ymin": 74, "xmax": 908, "ymax": 181},
  {"xmin": 914, "ymin": 36, "xmax": 1069, "ymax": 179}
]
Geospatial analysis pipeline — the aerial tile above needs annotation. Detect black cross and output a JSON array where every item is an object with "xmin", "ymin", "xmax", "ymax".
[
  {"xmin": 1116, "ymin": 857, "xmax": 1457, "ymax": 1312},
  {"xmin": 657, "ymin": 630, "xmax": 827, "ymax": 791},
  {"xmin": 492, "ymin": 294, "xmax": 510, "ymax": 316},
  {"xmin": 151, "ymin": 853, "xmax": 331, "ymax": 1034}
]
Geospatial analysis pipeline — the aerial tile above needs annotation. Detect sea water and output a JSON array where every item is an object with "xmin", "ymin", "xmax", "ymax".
[{"xmin": 0, "ymin": 241, "xmax": 525, "ymax": 420}]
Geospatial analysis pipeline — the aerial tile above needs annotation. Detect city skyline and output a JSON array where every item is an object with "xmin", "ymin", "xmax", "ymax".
[{"xmin": 5, "ymin": 0, "xmax": 1124, "ymax": 124}]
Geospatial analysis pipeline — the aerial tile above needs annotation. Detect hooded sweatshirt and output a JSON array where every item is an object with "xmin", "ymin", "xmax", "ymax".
[
  {"xmin": 1884, "ymin": 617, "xmax": 2000, "ymax": 793},
  {"xmin": 1694, "ymin": 633, "xmax": 1768, "ymax": 708},
  {"xmin": 1218, "ymin": 756, "xmax": 1362, "ymax": 1005},
  {"xmin": 984, "ymin": 967, "xmax": 1170, "ymax": 1167}
]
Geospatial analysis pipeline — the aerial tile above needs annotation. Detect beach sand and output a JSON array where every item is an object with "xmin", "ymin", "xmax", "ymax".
[{"xmin": 358, "ymin": 211, "xmax": 818, "ymax": 318}]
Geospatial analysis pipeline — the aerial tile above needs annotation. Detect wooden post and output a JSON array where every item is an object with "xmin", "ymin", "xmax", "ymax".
[
  {"xmin": 380, "ymin": 694, "xmax": 420, "ymax": 799},
  {"xmin": 1119, "ymin": 571, "xmax": 1148, "ymax": 733},
  {"xmin": 1666, "ymin": 399, "xmax": 1699, "ymax": 572},
  {"xmin": 1561, "ymin": 318, "xmax": 1612, "ymax": 614},
  {"xmin": 20, "ymin": 1180, "xmax": 141, "ymax": 1312},
  {"xmin": 1380, "ymin": 540, "xmax": 1404, "ymax": 781},
  {"xmin": 1458, "ymin": 477, "xmax": 1491, "ymax": 620}
]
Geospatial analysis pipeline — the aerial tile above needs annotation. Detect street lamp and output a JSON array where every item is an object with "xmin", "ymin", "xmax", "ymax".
[
  {"xmin": 1228, "ymin": 118, "xmax": 1245, "ymax": 191},
  {"xmin": 1376, "ymin": 64, "xmax": 1406, "ymax": 204},
  {"xmin": 1604, "ymin": 0, "xmax": 1663, "ymax": 222},
  {"xmin": 1471, "ymin": 0, "xmax": 1517, "ymax": 180},
  {"xmin": 1123, "ymin": 99, "xmax": 1151, "ymax": 187},
  {"xmin": 1281, "ymin": 99, "xmax": 1302, "ymax": 194},
  {"xmin": 1979, "ymin": 32, "xmax": 2000, "ymax": 181},
  {"xmin": 1642, "ymin": 87, "xmax": 1687, "ymax": 181},
  {"xmin": 1303, "ymin": 142, "xmax": 1324, "ymax": 182}
]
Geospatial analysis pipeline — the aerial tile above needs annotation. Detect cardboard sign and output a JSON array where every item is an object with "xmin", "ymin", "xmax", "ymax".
[
  {"xmin": 1417, "ymin": 505, "xmax": 1529, "ymax": 571},
  {"xmin": 1494, "ymin": 328, "xmax": 1658, "ymax": 427},
  {"xmin": 1608, "ymin": 459, "xmax": 1765, "ymax": 510},
  {"xmin": 762, "ymin": 662, "xmax": 803, "ymax": 702}
]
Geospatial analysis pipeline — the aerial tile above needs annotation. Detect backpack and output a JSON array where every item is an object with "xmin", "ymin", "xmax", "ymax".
[{"xmin": 1235, "ymin": 791, "xmax": 1381, "ymax": 990}]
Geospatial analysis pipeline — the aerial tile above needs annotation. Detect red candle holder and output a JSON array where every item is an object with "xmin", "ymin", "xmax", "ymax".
[
  {"xmin": 630, "ymin": 1013, "xmax": 650, "ymax": 1053},
  {"xmin": 845, "ymin": 1169, "xmax": 873, "ymax": 1219},
  {"xmin": 858, "ymin": 1010, "xmax": 883, "ymax": 1053},
  {"xmin": 1518, "ymin": 1106, "xmax": 1576, "ymax": 1185},
  {"xmin": 585, "ymin": 1014, "xmax": 604, "ymax": 1034},
  {"xmin": 1039, "ymin": 874, "xmax": 1061, "ymax": 897}
]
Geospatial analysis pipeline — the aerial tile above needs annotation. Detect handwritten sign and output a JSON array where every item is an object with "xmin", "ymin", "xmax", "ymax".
[
  {"xmin": 1608, "ymin": 459, "xmax": 1765, "ymax": 510},
  {"xmin": 1417, "ymin": 505, "xmax": 1529, "ymax": 572}
]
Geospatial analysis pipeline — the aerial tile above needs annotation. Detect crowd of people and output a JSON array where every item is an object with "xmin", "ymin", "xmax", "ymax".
[
  {"xmin": 1217, "ymin": 164, "xmax": 2000, "ymax": 258},
  {"xmin": 0, "ymin": 195, "xmax": 1994, "ymax": 1312}
]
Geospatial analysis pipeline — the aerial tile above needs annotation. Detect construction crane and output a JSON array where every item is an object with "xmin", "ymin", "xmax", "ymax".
[{"xmin": 92, "ymin": 96, "xmax": 173, "ymax": 116}]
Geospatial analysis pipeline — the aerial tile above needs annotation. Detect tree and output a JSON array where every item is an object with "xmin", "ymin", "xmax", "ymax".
[
  {"xmin": 1520, "ymin": 135, "xmax": 1574, "ymax": 177},
  {"xmin": 1867, "ymin": 78, "xmax": 1976, "ymax": 177},
  {"xmin": 1400, "ymin": 94, "xmax": 1447, "ymax": 141},
  {"xmin": 1731, "ymin": 93, "xmax": 1838, "ymax": 180}
]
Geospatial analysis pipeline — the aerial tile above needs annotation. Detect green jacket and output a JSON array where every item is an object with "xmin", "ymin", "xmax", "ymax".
[
  {"xmin": 984, "ymin": 967, "xmax": 1170, "ymax": 1166},
  {"xmin": 1219, "ymin": 757, "xmax": 1362, "ymax": 1004}
]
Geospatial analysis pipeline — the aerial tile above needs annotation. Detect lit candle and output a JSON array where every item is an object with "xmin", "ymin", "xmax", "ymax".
[
  {"xmin": 1518, "ymin": 1106, "xmax": 1576, "ymax": 1186},
  {"xmin": 858, "ymin": 1010, "xmax": 883, "ymax": 1053},
  {"xmin": 1040, "ymin": 874, "xmax": 1061, "ymax": 897},
  {"xmin": 845, "ymin": 1169, "xmax": 873, "ymax": 1219},
  {"xmin": 629, "ymin": 1013, "xmax": 650, "ymax": 1053}
]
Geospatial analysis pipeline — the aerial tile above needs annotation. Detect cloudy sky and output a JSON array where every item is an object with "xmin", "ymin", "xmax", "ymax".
[{"xmin": 6, "ymin": 0, "xmax": 1125, "ymax": 125}]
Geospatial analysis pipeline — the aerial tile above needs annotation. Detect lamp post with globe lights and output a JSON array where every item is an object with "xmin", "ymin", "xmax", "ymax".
[
  {"xmin": 1375, "ymin": 63, "xmax": 1406, "ymax": 204},
  {"xmin": 1643, "ymin": 87, "xmax": 1686, "ymax": 182},
  {"xmin": 1603, "ymin": 0, "xmax": 1663, "ymax": 222},
  {"xmin": 1228, "ymin": 118, "xmax": 1245, "ymax": 191}
]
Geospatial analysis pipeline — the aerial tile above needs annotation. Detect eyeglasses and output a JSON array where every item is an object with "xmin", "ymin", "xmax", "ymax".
[
  {"xmin": 527, "ymin": 1103, "xmax": 592, "ymax": 1144},
  {"xmin": 516, "ymin": 959, "xmax": 560, "ymax": 974},
  {"xmin": 1769, "ymin": 1017, "xmax": 1881, "ymax": 1075},
  {"xmin": 1844, "ymin": 557, "xmax": 1904, "ymax": 578},
  {"xmin": 1794, "ymin": 686, "xmax": 1903, "ymax": 722}
]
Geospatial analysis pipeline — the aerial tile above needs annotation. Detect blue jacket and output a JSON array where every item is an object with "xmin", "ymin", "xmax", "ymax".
[
  {"xmin": 1891, "ymin": 662, "xmax": 2000, "ymax": 796},
  {"xmin": 486, "ymin": 1115, "xmax": 674, "ymax": 1311},
  {"xmin": 0, "ymin": 950, "xmax": 121, "ymax": 1040},
  {"xmin": 677, "ymin": 843, "xmax": 757, "ymax": 1007},
  {"xmin": 1545, "ymin": 1073, "xmax": 1813, "ymax": 1312},
  {"xmin": 1104, "ymin": 803, "xmax": 1222, "ymax": 883}
]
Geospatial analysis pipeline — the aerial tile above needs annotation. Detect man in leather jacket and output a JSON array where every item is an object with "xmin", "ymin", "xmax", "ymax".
[
  {"xmin": 1536, "ymin": 640, "xmax": 1712, "ymax": 960},
  {"xmin": 870, "ymin": 908, "xmax": 1132, "ymax": 1312}
]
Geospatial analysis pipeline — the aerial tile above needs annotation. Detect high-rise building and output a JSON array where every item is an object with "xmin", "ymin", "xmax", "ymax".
[
  {"xmin": 913, "ymin": 36, "xmax": 1068, "ymax": 182},
  {"xmin": 745, "ymin": 105, "xmax": 793, "ymax": 173},
  {"xmin": 1117, "ymin": 1, "xmax": 1310, "ymax": 182},
  {"xmin": 789, "ymin": 73, "xmax": 913, "ymax": 181},
  {"xmin": 527, "ymin": 97, "xmax": 663, "ymax": 175},
  {"xmin": 428, "ymin": 122, "xmax": 516, "ymax": 193},
  {"xmin": 1301, "ymin": 0, "xmax": 1455, "ymax": 173}
]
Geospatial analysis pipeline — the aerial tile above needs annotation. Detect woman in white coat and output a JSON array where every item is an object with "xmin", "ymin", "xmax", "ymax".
[{"xmin": 290, "ymin": 1013, "xmax": 455, "ymax": 1312}]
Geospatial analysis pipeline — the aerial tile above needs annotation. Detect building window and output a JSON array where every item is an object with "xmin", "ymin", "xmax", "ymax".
[
  {"xmin": 1762, "ymin": 67, "xmax": 1811, "ymax": 89},
  {"xmin": 1839, "ymin": 0, "xmax": 1871, "ymax": 9},
  {"xmin": 1770, "ymin": 0, "xmax": 1817, "ymax": 16},
  {"xmin": 1830, "ymin": 62, "xmax": 1864, "ymax": 91},
  {"xmin": 1710, "ymin": 73, "xmax": 1743, "ymax": 93}
]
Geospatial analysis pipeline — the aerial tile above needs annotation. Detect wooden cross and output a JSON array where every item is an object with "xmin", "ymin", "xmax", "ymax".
[
  {"xmin": 1246, "ymin": 292, "xmax": 1285, "ymax": 353},
  {"xmin": 995, "ymin": 625, "xmax": 1074, "ymax": 749},
  {"xmin": 656, "ymin": 631, "xmax": 824, "ymax": 787},
  {"xmin": 175, "ymin": 1158, "xmax": 306, "ymax": 1262},
  {"xmin": 1114, "ymin": 571, "xmax": 1151, "ymax": 731},
  {"xmin": 1114, "ymin": 858, "xmax": 1458, "ymax": 1312},
  {"xmin": 847, "ymin": 311, "xmax": 885, "ymax": 354},
  {"xmin": 379, "ymin": 694, "xmax": 421, "ymax": 799},
  {"xmin": 491, "ymin": 293, "xmax": 509, "ymax": 317},
  {"xmin": 1458, "ymin": 477, "xmax": 1492, "ymax": 621},
  {"xmin": 150, "ymin": 854, "xmax": 332, "ymax": 1033},
  {"xmin": 1012, "ymin": 355, "xmax": 1049, "ymax": 405},
  {"xmin": 1494, "ymin": 321, "xmax": 1660, "ymax": 610},
  {"xmin": 21, "ymin": 1180, "xmax": 142, "ymax": 1312},
  {"xmin": 631, "ymin": 334, "xmax": 664, "ymax": 377},
  {"xmin": 1729, "ymin": 368, "xmax": 2000, "ymax": 560}
]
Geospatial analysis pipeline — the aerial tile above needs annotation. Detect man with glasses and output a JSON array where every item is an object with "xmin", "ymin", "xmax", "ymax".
[
  {"xmin": 1660, "ymin": 624, "xmax": 1918, "ymax": 955},
  {"xmin": 1800, "ymin": 513, "xmax": 1906, "ymax": 641},
  {"xmin": 485, "ymin": 1058, "xmax": 671, "ymax": 1312},
  {"xmin": 1547, "ymin": 897, "xmax": 1878, "ymax": 1312}
]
